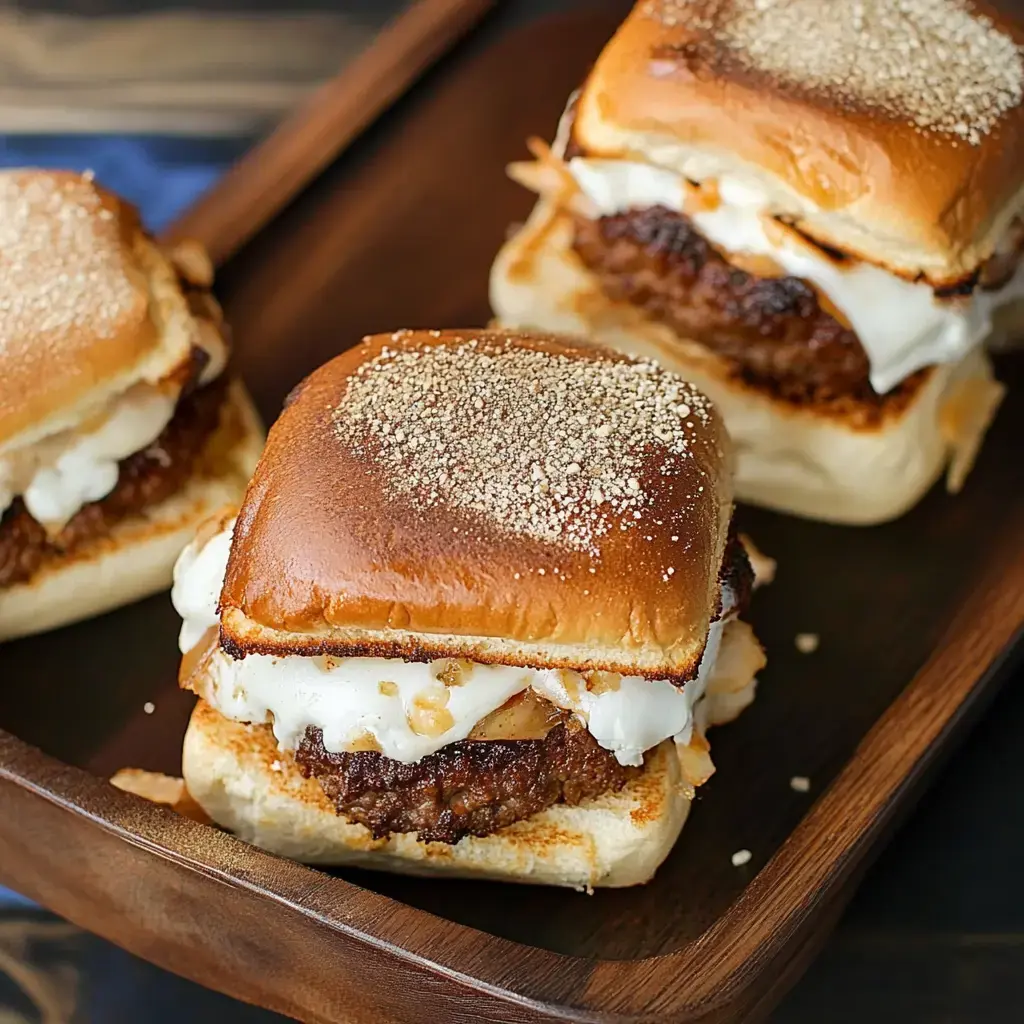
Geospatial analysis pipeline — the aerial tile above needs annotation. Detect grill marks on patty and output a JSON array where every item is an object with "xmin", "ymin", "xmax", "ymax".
[
  {"xmin": 295, "ymin": 717, "xmax": 639, "ymax": 844},
  {"xmin": 572, "ymin": 205, "xmax": 901, "ymax": 405},
  {"xmin": 0, "ymin": 377, "xmax": 228, "ymax": 589}
]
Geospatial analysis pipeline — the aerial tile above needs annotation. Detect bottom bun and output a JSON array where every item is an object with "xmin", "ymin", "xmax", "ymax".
[
  {"xmin": 183, "ymin": 701, "xmax": 699, "ymax": 890},
  {"xmin": 0, "ymin": 381, "xmax": 263, "ymax": 642},
  {"xmin": 491, "ymin": 201, "xmax": 1005, "ymax": 525}
]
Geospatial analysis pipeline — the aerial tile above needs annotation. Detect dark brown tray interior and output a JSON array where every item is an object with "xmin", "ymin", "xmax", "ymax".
[{"xmin": 2, "ymin": 2, "xmax": 1023, "ymax": 971}]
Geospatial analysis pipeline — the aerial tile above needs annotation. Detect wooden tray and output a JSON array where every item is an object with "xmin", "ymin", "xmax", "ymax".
[{"xmin": 2, "ymin": 5, "xmax": 1023, "ymax": 1022}]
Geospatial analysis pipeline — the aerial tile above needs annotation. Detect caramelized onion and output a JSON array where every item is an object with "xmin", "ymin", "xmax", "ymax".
[
  {"xmin": 468, "ymin": 691, "xmax": 565, "ymax": 741},
  {"xmin": 978, "ymin": 217, "xmax": 1024, "ymax": 290},
  {"xmin": 707, "ymin": 620, "xmax": 766, "ymax": 696},
  {"xmin": 436, "ymin": 659, "xmax": 474, "ymax": 687},
  {"xmin": 178, "ymin": 626, "xmax": 218, "ymax": 692},
  {"xmin": 725, "ymin": 252, "xmax": 787, "ymax": 281},
  {"xmin": 583, "ymin": 670, "xmax": 621, "ymax": 695},
  {"xmin": 678, "ymin": 730, "xmax": 716, "ymax": 788},
  {"xmin": 683, "ymin": 178, "xmax": 721, "ymax": 215},
  {"xmin": 406, "ymin": 684, "xmax": 454, "ymax": 737},
  {"xmin": 939, "ymin": 366, "xmax": 1006, "ymax": 493},
  {"xmin": 348, "ymin": 731, "xmax": 383, "ymax": 753}
]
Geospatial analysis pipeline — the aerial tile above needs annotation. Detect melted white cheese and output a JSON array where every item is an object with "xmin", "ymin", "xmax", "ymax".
[
  {"xmin": 566, "ymin": 158, "xmax": 1024, "ymax": 395},
  {"xmin": 173, "ymin": 525, "xmax": 736, "ymax": 766},
  {"xmin": 172, "ymin": 524, "xmax": 234, "ymax": 653},
  {"xmin": 530, "ymin": 616, "xmax": 725, "ymax": 765},
  {"xmin": 0, "ymin": 384, "xmax": 177, "ymax": 527},
  {"xmin": 201, "ymin": 648, "xmax": 536, "ymax": 765}
]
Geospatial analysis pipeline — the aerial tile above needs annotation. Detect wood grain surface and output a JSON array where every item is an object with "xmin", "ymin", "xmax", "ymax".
[
  {"xmin": 0, "ymin": 3, "xmax": 1022, "ymax": 1022},
  {"xmin": 165, "ymin": 0, "xmax": 494, "ymax": 264}
]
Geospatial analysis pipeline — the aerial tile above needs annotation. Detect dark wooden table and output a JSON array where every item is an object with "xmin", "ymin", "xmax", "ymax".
[{"xmin": 1, "ymin": 2, "xmax": 1022, "ymax": 1021}]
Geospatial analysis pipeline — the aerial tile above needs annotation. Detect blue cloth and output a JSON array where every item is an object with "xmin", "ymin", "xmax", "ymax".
[
  {"xmin": 0, "ymin": 133, "xmax": 248, "ymax": 907},
  {"xmin": 0, "ymin": 889, "xmax": 37, "ymax": 908},
  {"xmin": 0, "ymin": 134, "xmax": 251, "ymax": 231}
]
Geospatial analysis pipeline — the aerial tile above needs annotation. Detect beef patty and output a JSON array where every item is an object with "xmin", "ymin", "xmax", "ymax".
[
  {"xmin": 295, "ymin": 715, "xmax": 639, "ymax": 844},
  {"xmin": 0, "ymin": 377, "xmax": 227, "ymax": 589},
  {"xmin": 572, "ymin": 205, "xmax": 915, "ymax": 405}
]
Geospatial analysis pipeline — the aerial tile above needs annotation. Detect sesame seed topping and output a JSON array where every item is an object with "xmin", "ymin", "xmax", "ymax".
[
  {"xmin": 731, "ymin": 848, "xmax": 753, "ymax": 867},
  {"xmin": 643, "ymin": 0, "xmax": 1023, "ymax": 144},
  {"xmin": 0, "ymin": 172, "xmax": 139, "ymax": 351},
  {"xmin": 790, "ymin": 775, "xmax": 811, "ymax": 792},
  {"xmin": 333, "ymin": 337, "xmax": 717, "ymax": 553}
]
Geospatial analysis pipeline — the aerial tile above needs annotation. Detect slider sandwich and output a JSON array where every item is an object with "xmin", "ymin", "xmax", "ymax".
[
  {"xmin": 0, "ymin": 170, "xmax": 263, "ymax": 640},
  {"xmin": 174, "ymin": 328, "xmax": 767, "ymax": 889},
  {"xmin": 491, "ymin": 0, "xmax": 1024, "ymax": 524}
]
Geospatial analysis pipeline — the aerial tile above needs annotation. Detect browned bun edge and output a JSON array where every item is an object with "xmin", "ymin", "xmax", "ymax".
[{"xmin": 218, "ymin": 606, "xmax": 711, "ymax": 684}]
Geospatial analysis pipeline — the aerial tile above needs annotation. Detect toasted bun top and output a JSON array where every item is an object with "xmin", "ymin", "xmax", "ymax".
[
  {"xmin": 574, "ymin": 1, "xmax": 1024, "ymax": 281},
  {"xmin": 0, "ymin": 170, "xmax": 199, "ymax": 448},
  {"xmin": 220, "ymin": 329, "xmax": 733, "ymax": 681}
]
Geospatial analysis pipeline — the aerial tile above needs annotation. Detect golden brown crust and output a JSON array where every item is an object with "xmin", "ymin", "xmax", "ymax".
[
  {"xmin": 0, "ymin": 171, "xmax": 199, "ymax": 447},
  {"xmin": 219, "ymin": 329, "xmax": 733, "ymax": 682},
  {"xmin": 574, "ymin": 2, "xmax": 1024, "ymax": 280},
  {"xmin": 216, "ymin": 612, "xmax": 698, "ymax": 681}
]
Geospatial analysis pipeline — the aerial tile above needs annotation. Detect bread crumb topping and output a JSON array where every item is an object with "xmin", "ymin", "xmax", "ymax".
[
  {"xmin": 644, "ymin": 0, "xmax": 1023, "ymax": 145},
  {"xmin": 333, "ymin": 334, "xmax": 718, "ymax": 554},
  {"xmin": 0, "ymin": 171, "xmax": 139, "ymax": 348}
]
